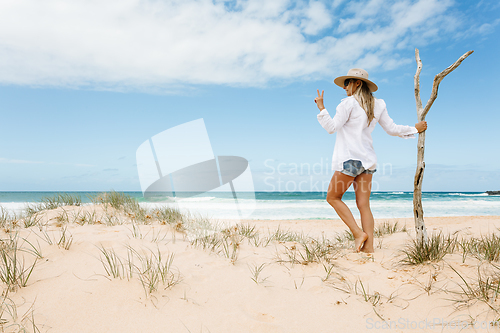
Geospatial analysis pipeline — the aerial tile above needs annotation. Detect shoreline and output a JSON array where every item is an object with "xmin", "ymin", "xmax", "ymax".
[{"xmin": 1, "ymin": 190, "xmax": 499, "ymax": 220}]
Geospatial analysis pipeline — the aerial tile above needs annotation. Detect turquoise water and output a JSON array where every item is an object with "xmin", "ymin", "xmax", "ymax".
[{"xmin": 0, "ymin": 191, "xmax": 499, "ymax": 220}]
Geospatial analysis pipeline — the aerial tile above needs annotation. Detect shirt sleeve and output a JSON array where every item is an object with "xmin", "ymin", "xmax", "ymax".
[
  {"xmin": 316, "ymin": 100, "xmax": 352, "ymax": 134},
  {"xmin": 378, "ymin": 105, "xmax": 418, "ymax": 139}
]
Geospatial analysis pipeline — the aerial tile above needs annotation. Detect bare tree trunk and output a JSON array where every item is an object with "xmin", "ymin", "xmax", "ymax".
[{"xmin": 413, "ymin": 49, "xmax": 474, "ymax": 243}]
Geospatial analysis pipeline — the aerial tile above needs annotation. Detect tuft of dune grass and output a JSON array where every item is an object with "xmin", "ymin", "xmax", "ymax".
[
  {"xmin": 374, "ymin": 220, "xmax": 406, "ymax": 237},
  {"xmin": 25, "ymin": 193, "xmax": 81, "ymax": 217},
  {"xmin": 0, "ymin": 290, "xmax": 40, "ymax": 332},
  {"xmin": 0, "ymin": 233, "xmax": 37, "ymax": 292},
  {"xmin": 459, "ymin": 234, "xmax": 500, "ymax": 263},
  {"xmin": 447, "ymin": 262, "xmax": 500, "ymax": 321},
  {"xmin": 0, "ymin": 206, "xmax": 19, "ymax": 232},
  {"xmin": 98, "ymin": 245, "xmax": 180, "ymax": 295},
  {"xmin": 400, "ymin": 232, "xmax": 457, "ymax": 265}
]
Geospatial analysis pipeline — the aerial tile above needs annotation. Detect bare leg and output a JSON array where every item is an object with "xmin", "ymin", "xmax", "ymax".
[
  {"xmin": 326, "ymin": 171, "xmax": 368, "ymax": 252},
  {"xmin": 354, "ymin": 173, "xmax": 374, "ymax": 253}
]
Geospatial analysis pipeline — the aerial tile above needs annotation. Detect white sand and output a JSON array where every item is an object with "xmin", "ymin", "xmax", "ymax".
[{"xmin": 3, "ymin": 206, "xmax": 500, "ymax": 333}]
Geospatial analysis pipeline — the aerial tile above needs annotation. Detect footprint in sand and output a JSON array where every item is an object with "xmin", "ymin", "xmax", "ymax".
[
  {"xmin": 255, "ymin": 313, "xmax": 275, "ymax": 323},
  {"xmin": 240, "ymin": 304, "xmax": 275, "ymax": 323}
]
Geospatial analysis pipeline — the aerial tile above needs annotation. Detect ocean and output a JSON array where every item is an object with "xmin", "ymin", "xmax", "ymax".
[{"xmin": 0, "ymin": 191, "xmax": 499, "ymax": 220}]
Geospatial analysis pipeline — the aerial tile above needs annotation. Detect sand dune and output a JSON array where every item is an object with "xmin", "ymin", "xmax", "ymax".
[{"xmin": 1, "ymin": 204, "xmax": 500, "ymax": 332}]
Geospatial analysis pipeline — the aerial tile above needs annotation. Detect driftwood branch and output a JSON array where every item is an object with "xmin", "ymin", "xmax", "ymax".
[
  {"xmin": 414, "ymin": 49, "xmax": 423, "ymax": 116},
  {"xmin": 413, "ymin": 49, "xmax": 473, "ymax": 243},
  {"xmin": 422, "ymin": 50, "xmax": 474, "ymax": 120}
]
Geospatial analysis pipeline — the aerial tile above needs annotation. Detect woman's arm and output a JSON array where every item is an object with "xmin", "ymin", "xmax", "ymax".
[
  {"xmin": 315, "ymin": 90, "xmax": 351, "ymax": 134},
  {"xmin": 378, "ymin": 106, "xmax": 424, "ymax": 138}
]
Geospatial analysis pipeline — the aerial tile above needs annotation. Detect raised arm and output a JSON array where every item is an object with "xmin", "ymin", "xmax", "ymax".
[{"xmin": 316, "ymin": 91, "xmax": 351, "ymax": 134}]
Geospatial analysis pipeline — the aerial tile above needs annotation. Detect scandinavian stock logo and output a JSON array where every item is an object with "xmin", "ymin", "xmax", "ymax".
[{"xmin": 135, "ymin": 119, "xmax": 255, "ymax": 221}]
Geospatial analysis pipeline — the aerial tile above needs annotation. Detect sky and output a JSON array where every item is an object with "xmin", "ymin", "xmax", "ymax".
[{"xmin": 0, "ymin": 0, "xmax": 499, "ymax": 193}]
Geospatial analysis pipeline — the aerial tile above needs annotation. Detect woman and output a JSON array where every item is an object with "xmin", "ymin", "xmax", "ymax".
[{"xmin": 314, "ymin": 68, "xmax": 427, "ymax": 253}]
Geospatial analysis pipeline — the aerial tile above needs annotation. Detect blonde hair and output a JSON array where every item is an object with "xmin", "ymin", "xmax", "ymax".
[{"xmin": 353, "ymin": 80, "xmax": 375, "ymax": 125}]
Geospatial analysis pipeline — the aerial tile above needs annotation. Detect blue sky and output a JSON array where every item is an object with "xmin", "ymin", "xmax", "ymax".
[{"xmin": 0, "ymin": 0, "xmax": 499, "ymax": 192}]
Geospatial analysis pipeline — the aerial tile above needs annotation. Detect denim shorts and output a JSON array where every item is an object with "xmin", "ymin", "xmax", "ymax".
[{"xmin": 340, "ymin": 159, "xmax": 377, "ymax": 177}]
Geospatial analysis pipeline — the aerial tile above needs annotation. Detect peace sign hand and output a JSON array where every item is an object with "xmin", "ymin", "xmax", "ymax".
[{"xmin": 314, "ymin": 89, "xmax": 325, "ymax": 111}]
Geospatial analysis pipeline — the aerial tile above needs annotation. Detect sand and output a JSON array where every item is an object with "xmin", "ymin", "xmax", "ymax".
[{"xmin": 2, "ymin": 206, "xmax": 500, "ymax": 333}]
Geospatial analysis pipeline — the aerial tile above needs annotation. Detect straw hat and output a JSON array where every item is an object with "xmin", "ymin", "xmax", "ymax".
[{"xmin": 334, "ymin": 68, "xmax": 378, "ymax": 92}]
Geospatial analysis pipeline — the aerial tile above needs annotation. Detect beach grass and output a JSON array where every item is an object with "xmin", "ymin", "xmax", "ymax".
[
  {"xmin": 400, "ymin": 232, "xmax": 457, "ymax": 265},
  {"xmin": 219, "ymin": 233, "xmax": 240, "ymax": 263},
  {"xmin": 0, "ymin": 291, "xmax": 40, "ymax": 333},
  {"xmin": 21, "ymin": 213, "xmax": 42, "ymax": 229},
  {"xmin": 91, "ymin": 191, "xmax": 135, "ymax": 210},
  {"xmin": 128, "ymin": 222, "xmax": 144, "ymax": 239},
  {"xmin": 92, "ymin": 191, "xmax": 153, "ymax": 224},
  {"xmin": 190, "ymin": 221, "xmax": 342, "ymax": 266},
  {"xmin": 0, "ymin": 233, "xmax": 37, "ymax": 291},
  {"xmin": 267, "ymin": 226, "xmax": 304, "ymax": 243},
  {"xmin": 374, "ymin": 220, "xmax": 406, "ymax": 237},
  {"xmin": 236, "ymin": 223, "xmax": 260, "ymax": 246},
  {"xmin": 411, "ymin": 269, "xmax": 441, "ymax": 296},
  {"xmin": 54, "ymin": 209, "xmax": 70, "ymax": 227},
  {"xmin": 322, "ymin": 263, "xmax": 336, "ymax": 281},
  {"xmin": 276, "ymin": 234, "xmax": 340, "ymax": 266},
  {"xmin": 190, "ymin": 226, "xmax": 241, "ymax": 264},
  {"xmin": 154, "ymin": 207, "xmax": 184, "ymax": 226},
  {"xmin": 191, "ymin": 232, "xmax": 223, "ymax": 252},
  {"xmin": 71, "ymin": 209, "xmax": 100, "ymax": 226},
  {"xmin": 335, "ymin": 230, "xmax": 354, "ymax": 244},
  {"xmin": 460, "ymin": 234, "xmax": 500, "ymax": 262},
  {"xmin": 149, "ymin": 227, "xmax": 169, "ymax": 243},
  {"xmin": 299, "ymin": 235, "xmax": 340, "ymax": 264},
  {"xmin": 323, "ymin": 270, "xmax": 354, "ymax": 294},
  {"xmin": 98, "ymin": 246, "xmax": 128, "ymax": 280},
  {"xmin": 448, "ymin": 263, "xmax": 500, "ymax": 318},
  {"xmin": 57, "ymin": 226, "xmax": 73, "ymax": 250},
  {"xmin": 98, "ymin": 244, "xmax": 180, "ymax": 295},
  {"xmin": 42, "ymin": 193, "xmax": 81, "ymax": 208},
  {"xmin": 133, "ymin": 248, "xmax": 179, "ymax": 294},
  {"xmin": 248, "ymin": 263, "xmax": 269, "ymax": 285},
  {"xmin": 18, "ymin": 237, "xmax": 43, "ymax": 260},
  {"xmin": 254, "ymin": 226, "xmax": 307, "ymax": 248},
  {"xmin": 33, "ymin": 227, "xmax": 73, "ymax": 251},
  {"xmin": 0, "ymin": 206, "xmax": 18, "ymax": 232},
  {"xmin": 189, "ymin": 221, "xmax": 343, "ymax": 266},
  {"xmin": 25, "ymin": 193, "xmax": 81, "ymax": 217},
  {"xmin": 355, "ymin": 279, "xmax": 382, "ymax": 307}
]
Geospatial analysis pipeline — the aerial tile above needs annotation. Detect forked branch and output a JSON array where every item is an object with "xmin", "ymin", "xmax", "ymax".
[
  {"xmin": 413, "ymin": 49, "xmax": 473, "ymax": 243},
  {"xmin": 415, "ymin": 50, "xmax": 474, "ymax": 120}
]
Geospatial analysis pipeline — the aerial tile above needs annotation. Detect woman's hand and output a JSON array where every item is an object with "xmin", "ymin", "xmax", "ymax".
[
  {"xmin": 315, "ymin": 89, "xmax": 325, "ymax": 111},
  {"xmin": 415, "ymin": 121, "xmax": 428, "ymax": 133}
]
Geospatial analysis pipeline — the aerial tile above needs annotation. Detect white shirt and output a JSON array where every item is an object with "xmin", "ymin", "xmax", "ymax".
[{"xmin": 317, "ymin": 96, "xmax": 418, "ymax": 171}]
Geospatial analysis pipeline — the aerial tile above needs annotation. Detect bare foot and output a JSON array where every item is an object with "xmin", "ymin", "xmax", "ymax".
[
  {"xmin": 354, "ymin": 232, "xmax": 368, "ymax": 252},
  {"xmin": 360, "ymin": 244, "xmax": 374, "ymax": 253}
]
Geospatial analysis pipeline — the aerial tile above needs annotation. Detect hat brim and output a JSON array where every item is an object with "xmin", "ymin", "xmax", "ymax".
[{"xmin": 334, "ymin": 76, "xmax": 378, "ymax": 92}]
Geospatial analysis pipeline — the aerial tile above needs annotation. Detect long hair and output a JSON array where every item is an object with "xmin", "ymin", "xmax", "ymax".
[{"xmin": 353, "ymin": 81, "xmax": 375, "ymax": 125}]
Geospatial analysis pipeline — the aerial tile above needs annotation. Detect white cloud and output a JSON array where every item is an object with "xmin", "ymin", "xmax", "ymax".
[
  {"xmin": 338, "ymin": 0, "xmax": 388, "ymax": 33},
  {"xmin": 300, "ymin": 1, "xmax": 332, "ymax": 35},
  {"xmin": 455, "ymin": 18, "xmax": 500, "ymax": 39},
  {"xmin": 0, "ymin": 0, "xmax": 486, "ymax": 91}
]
